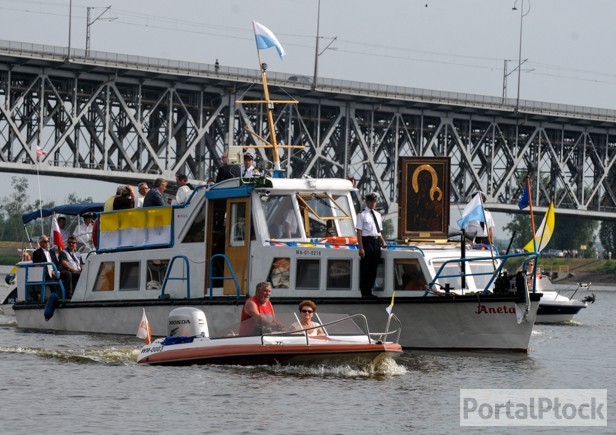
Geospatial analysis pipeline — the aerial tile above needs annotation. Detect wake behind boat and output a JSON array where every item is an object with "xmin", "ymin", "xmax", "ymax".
[{"xmin": 137, "ymin": 307, "xmax": 402, "ymax": 366}]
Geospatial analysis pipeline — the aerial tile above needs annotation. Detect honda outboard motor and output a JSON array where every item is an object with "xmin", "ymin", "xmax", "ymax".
[{"xmin": 167, "ymin": 307, "xmax": 209, "ymax": 337}]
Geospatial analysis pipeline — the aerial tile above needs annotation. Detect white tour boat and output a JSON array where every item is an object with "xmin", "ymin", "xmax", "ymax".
[
  {"xmin": 11, "ymin": 29, "xmax": 541, "ymax": 350},
  {"xmin": 12, "ymin": 175, "xmax": 541, "ymax": 351}
]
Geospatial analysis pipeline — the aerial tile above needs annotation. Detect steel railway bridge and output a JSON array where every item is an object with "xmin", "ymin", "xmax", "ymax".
[{"xmin": 1, "ymin": 40, "xmax": 616, "ymax": 221}]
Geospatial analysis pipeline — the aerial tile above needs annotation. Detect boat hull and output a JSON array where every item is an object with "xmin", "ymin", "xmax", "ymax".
[
  {"xmin": 138, "ymin": 340, "xmax": 401, "ymax": 366},
  {"xmin": 13, "ymin": 293, "xmax": 541, "ymax": 351},
  {"xmin": 536, "ymin": 303, "xmax": 586, "ymax": 323}
]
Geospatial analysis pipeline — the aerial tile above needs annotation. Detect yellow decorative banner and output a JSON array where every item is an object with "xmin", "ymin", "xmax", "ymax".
[{"xmin": 99, "ymin": 207, "xmax": 173, "ymax": 250}]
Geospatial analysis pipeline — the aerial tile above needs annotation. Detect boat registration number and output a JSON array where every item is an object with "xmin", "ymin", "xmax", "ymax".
[
  {"xmin": 141, "ymin": 345, "xmax": 163, "ymax": 354},
  {"xmin": 295, "ymin": 249, "xmax": 321, "ymax": 256}
]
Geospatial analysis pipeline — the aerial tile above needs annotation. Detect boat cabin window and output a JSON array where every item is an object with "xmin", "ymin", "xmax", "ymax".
[
  {"xmin": 471, "ymin": 262, "xmax": 495, "ymax": 291},
  {"xmin": 326, "ymin": 259, "xmax": 352, "ymax": 289},
  {"xmin": 119, "ymin": 261, "xmax": 140, "ymax": 290},
  {"xmin": 298, "ymin": 193, "xmax": 354, "ymax": 238},
  {"xmin": 296, "ymin": 259, "xmax": 320, "ymax": 289},
  {"xmin": 94, "ymin": 261, "xmax": 115, "ymax": 291},
  {"xmin": 269, "ymin": 257, "xmax": 290, "ymax": 288},
  {"xmin": 146, "ymin": 259, "xmax": 169, "ymax": 290},
  {"xmin": 432, "ymin": 261, "xmax": 462, "ymax": 291},
  {"xmin": 229, "ymin": 202, "xmax": 246, "ymax": 246},
  {"xmin": 394, "ymin": 259, "xmax": 428, "ymax": 290},
  {"xmin": 261, "ymin": 195, "xmax": 300, "ymax": 239},
  {"xmin": 182, "ymin": 202, "xmax": 206, "ymax": 243}
]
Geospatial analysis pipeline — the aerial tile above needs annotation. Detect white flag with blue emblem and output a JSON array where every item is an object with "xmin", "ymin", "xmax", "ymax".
[
  {"xmin": 253, "ymin": 21, "xmax": 286, "ymax": 59},
  {"xmin": 457, "ymin": 193, "xmax": 485, "ymax": 230}
]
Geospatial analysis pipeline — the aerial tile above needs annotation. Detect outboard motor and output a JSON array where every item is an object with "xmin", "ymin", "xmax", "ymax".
[{"xmin": 167, "ymin": 307, "xmax": 209, "ymax": 337}]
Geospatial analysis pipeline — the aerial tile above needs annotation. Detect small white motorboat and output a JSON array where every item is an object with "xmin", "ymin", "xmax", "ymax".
[
  {"xmin": 535, "ymin": 279, "xmax": 595, "ymax": 323},
  {"xmin": 137, "ymin": 307, "xmax": 402, "ymax": 366}
]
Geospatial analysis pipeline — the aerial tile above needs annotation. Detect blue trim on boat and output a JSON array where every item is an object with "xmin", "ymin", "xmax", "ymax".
[{"xmin": 206, "ymin": 186, "xmax": 253, "ymax": 199}]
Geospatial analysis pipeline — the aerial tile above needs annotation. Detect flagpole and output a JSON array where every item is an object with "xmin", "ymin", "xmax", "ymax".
[
  {"xmin": 252, "ymin": 21, "xmax": 282, "ymax": 172},
  {"xmin": 524, "ymin": 175, "xmax": 538, "ymax": 292},
  {"xmin": 525, "ymin": 175, "xmax": 537, "ymax": 252},
  {"xmin": 36, "ymin": 155, "xmax": 44, "ymax": 235},
  {"xmin": 479, "ymin": 193, "xmax": 497, "ymax": 271}
]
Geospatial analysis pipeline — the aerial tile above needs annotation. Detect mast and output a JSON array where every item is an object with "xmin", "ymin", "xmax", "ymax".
[{"xmin": 235, "ymin": 22, "xmax": 303, "ymax": 178}]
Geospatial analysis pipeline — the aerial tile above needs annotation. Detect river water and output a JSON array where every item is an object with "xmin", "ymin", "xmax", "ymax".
[{"xmin": 1, "ymin": 290, "xmax": 614, "ymax": 434}]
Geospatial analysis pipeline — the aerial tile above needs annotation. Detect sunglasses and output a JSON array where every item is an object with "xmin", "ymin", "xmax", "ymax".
[
  {"xmin": 40, "ymin": 240, "xmax": 49, "ymax": 243},
  {"xmin": 68, "ymin": 241, "xmax": 77, "ymax": 244},
  {"xmin": 301, "ymin": 309, "xmax": 314, "ymax": 314}
]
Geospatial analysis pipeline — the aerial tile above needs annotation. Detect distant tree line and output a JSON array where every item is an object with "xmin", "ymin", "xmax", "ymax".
[{"xmin": 504, "ymin": 212, "xmax": 602, "ymax": 257}]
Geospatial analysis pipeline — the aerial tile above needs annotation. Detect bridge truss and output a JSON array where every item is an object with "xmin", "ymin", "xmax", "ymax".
[{"xmin": 1, "ymin": 42, "xmax": 616, "ymax": 220}]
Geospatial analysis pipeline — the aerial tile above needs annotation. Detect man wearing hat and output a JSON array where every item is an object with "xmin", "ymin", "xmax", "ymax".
[
  {"xmin": 241, "ymin": 152, "xmax": 259, "ymax": 178},
  {"xmin": 355, "ymin": 192, "xmax": 387, "ymax": 298}
]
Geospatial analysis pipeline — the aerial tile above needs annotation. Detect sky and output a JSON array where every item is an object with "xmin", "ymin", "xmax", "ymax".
[{"xmin": 0, "ymin": 0, "xmax": 615, "ymax": 232}]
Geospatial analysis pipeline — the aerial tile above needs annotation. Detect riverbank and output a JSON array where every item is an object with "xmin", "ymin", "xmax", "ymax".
[{"xmin": 540, "ymin": 258, "xmax": 616, "ymax": 286}]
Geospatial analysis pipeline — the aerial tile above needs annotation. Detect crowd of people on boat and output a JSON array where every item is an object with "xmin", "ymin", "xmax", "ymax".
[{"xmin": 27, "ymin": 150, "xmax": 265, "ymax": 300}]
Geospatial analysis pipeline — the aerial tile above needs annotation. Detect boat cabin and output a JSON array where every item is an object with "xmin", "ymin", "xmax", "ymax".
[{"xmin": 17, "ymin": 176, "xmax": 508, "ymax": 304}]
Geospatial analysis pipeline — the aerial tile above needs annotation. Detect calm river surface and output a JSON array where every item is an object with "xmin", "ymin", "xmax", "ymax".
[{"xmin": 1, "ymin": 289, "xmax": 614, "ymax": 434}]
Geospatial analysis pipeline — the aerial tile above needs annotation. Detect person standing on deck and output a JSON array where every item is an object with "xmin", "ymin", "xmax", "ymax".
[
  {"xmin": 356, "ymin": 193, "xmax": 387, "ymax": 298},
  {"xmin": 143, "ymin": 178, "xmax": 168, "ymax": 207}
]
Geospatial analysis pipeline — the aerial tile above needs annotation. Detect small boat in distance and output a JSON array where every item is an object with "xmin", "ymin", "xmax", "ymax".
[
  {"xmin": 137, "ymin": 307, "xmax": 403, "ymax": 366},
  {"xmin": 535, "ymin": 280, "xmax": 595, "ymax": 323}
]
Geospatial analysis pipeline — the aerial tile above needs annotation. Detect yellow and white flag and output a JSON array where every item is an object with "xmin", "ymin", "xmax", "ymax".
[
  {"xmin": 385, "ymin": 292, "xmax": 396, "ymax": 315},
  {"xmin": 136, "ymin": 308, "xmax": 152, "ymax": 344},
  {"xmin": 523, "ymin": 202, "xmax": 555, "ymax": 253}
]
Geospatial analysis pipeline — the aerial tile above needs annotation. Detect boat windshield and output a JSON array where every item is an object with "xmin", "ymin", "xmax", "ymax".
[
  {"xmin": 298, "ymin": 193, "xmax": 355, "ymax": 238},
  {"xmin": 261, "ymin": 193, "xmax": 355, "ymax": 239},
  {"xmin": 262, "ymin": 195, "xmax": 300, "ymax": 239}
]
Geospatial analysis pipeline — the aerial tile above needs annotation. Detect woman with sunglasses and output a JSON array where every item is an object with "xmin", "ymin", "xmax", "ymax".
[{"xmin": 290, "ymin": 300, "xmax": 325, "ymax": 336}]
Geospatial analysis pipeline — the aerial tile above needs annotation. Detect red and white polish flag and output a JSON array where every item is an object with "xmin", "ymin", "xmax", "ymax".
[{"xmin": 51, "ymin": 215, "xmax": 65, "ymax": 251}]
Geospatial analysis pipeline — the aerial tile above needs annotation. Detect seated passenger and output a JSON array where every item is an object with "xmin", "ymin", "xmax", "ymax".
[
  {"xmin": 32, "ymin": 235, "xmax": 65, "ymax": 299},
  {"xmin": 59, "ymin": 235, "xmax": 84, "ymax": 298},
  {"xmin": 238, "ymin": 282, "xmax": 284, "ymax": 335},
  {"xmin": 289, "ymin": 300, "xmax": 325, "ymax": 336}
]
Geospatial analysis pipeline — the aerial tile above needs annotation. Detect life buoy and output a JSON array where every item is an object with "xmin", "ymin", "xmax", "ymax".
[
  {"xmin": 320, "ymin": 236, "xmax": 358, "ymax": 245},
  {"xmin": 92, "ymin": 219, "xmax": 99, "ymax": 248}
]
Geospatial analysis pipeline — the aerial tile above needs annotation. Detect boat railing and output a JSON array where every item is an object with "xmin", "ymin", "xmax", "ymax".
[
  {"xmin": 261, "ymin": 313, "xmax": 395, "ymax": 346},
  {"xmin": 18, "ymin": 262, "xmax": 67, "ymax": 303},
  {"xmin": 160, "ymin": 255, "xmax": 191, "ymax": 300},
  {"xmin": 208, "ymin": 254, "xmax": 241, "ymax": 299},
  {"xmin": 426, "ymin": 251, "xmax": 540, "ymax": 296},
  {"xmin": 373, "ymin": 313, "xmax": 402, "ymax": 344}
]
